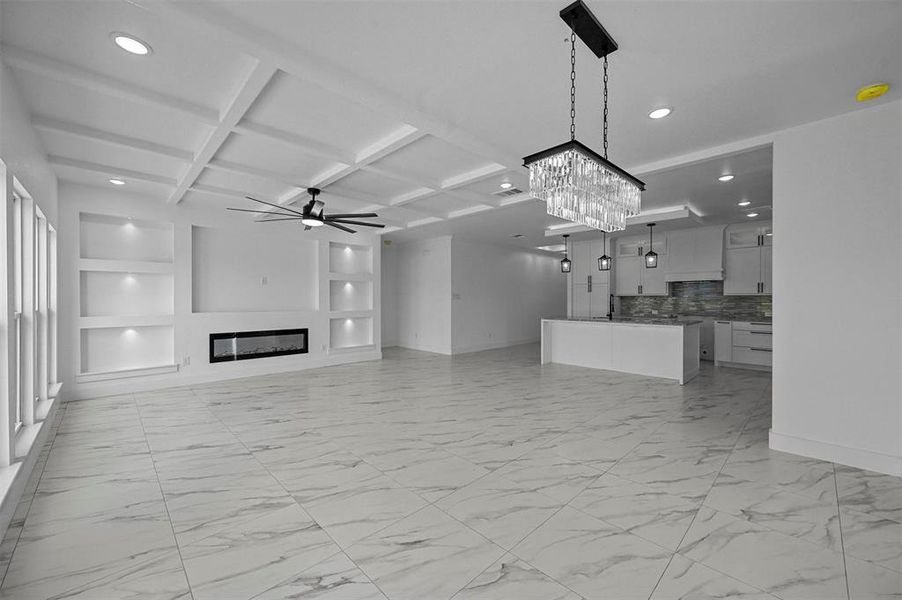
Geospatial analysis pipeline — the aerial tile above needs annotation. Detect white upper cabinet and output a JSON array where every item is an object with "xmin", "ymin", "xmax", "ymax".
[
  {"xmin": 723, "ymin": 222, "xmax": 772, "ymax": 295},
  {"xmin": 570, "ymin": 240, "xmax": 592, "ymax": 282},
  {"xmin": 615, "ymin": 255, "xmax": 642, "ymax": 296},
  {"xmin": 641, "ymin": 261, "xmax": 668, "ymax": 295},
  {"xmin": 616, "ymin": 236, "xmax": 642, "ymax": 258},
  {"xmin": 664, "ymin": 225, "xmax": 726, "ymax": 282}
]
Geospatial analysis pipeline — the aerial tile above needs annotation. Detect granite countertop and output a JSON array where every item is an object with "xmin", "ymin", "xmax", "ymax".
[{"xmin": 543, "ymin": 317, "xmax": 704, "ymax": 328}]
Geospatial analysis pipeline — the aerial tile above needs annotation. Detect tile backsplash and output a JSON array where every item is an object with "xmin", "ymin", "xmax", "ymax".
[{"xmin": 619, "ymin": 281, "xmax": 772, "ymax": 321}]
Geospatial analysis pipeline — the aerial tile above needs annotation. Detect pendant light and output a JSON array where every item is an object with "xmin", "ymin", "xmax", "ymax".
[
  {"xmin": 597, "ymin": 230, "xmax": 612, "ymax": 271},
  {"xmin": 560, "ymin": 234, "xmax": 572, "ymax": 273},
  {"xmin": 644, "ymin": 223, "xmax": 658, "ymax": 268},
  {"xmin": 523, "ymin": 0, "xmax": 644, "ymax": 233}
]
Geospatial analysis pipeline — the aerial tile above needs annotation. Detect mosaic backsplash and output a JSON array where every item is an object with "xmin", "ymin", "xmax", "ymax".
[{"xmin": 620, "ymin": 281, "xmax": 772, "ymax": 321}]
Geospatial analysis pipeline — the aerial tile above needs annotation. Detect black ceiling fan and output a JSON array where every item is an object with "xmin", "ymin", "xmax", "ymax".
[{"xmin": 227, "ymin": 188, "xmax": 384, "ymax": 233}]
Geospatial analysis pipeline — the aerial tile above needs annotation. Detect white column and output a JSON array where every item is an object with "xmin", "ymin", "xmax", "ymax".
[
  {"xmin": 0, "ymin": 164, "xmax": 16, "ymax": 466},
  {"xmin": 20, "ymin": 193, "xmax": 35, "ymax": 427}
]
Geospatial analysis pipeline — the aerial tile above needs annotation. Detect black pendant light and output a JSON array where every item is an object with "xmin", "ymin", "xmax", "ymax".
[
  {"xmin": 644, "ymin": 223, "xmax": 658, "ymax": 268},
  {"xmin": 561, "ymin": 234, "xmax": 572, "ymax": 273},
  {"xmin": 597, "ymin": 230, "xmax": 612, "ymax": 271}
]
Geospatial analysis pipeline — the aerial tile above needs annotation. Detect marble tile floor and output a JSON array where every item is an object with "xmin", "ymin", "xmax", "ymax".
[{"xmin": 1, "ymin": 344, "xmax": 900, "ymax": 599}]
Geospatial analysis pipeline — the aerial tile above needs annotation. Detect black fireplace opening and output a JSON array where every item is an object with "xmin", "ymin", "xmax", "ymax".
[{"xmin": 209, "ymin": 328, "xmax": 309, "ymax": 363}]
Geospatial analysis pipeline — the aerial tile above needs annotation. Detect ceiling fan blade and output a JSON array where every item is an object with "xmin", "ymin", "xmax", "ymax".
[
  {"xmin": 255, "ymin": 217, "xmax": 305, "ymax": 222},
  {"xmin": 304, "ymin": 225, "xmax": 312, "ymax": 231},
  {"xmin": 327, "ymin": 219, "xmax": 385, "ymax": 228},
  {"xmin": 325, "ymin": 221, "xmax": 356, "ymax": 234},
  {"xmin": 245, "ymin": 196, "xmax": 306, "ymax": 217},
  {"xmin": 228, "ymin": 207, "xmax": 302, "ymax": 218},
  {"xmin": 325, "ymin": 213, "xmax": 378, "ymax": 219}
]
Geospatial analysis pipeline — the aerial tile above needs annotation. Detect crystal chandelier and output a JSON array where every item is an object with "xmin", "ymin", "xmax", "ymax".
[{"xmin": 524, "ymin": 0, "xmax": 644, "ymax": 233}]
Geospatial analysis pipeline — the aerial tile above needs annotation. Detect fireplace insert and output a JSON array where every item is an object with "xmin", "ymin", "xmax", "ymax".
[{"xmin": 209, "ymin": 328, "xmax": 308, "ymax": 363}]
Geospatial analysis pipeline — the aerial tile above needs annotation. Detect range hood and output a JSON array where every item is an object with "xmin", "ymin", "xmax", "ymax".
[{"xmin": 664, "ymin": 225, "xmax": 726, "ymax": 282}]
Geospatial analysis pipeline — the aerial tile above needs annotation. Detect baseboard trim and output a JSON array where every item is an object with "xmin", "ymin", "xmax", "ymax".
[
  {"xmin": 769, "ymin": 429, "xmax": 902, "ymax": 477},
  {"xmin": 452, "ymin": 338, "xmax": 539, "ymax": 355}
]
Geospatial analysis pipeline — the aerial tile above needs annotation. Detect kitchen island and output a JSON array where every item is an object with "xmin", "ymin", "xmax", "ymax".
[{"xmin": 541, "ymin": 317, "xmax": 701, "ymax": 384}]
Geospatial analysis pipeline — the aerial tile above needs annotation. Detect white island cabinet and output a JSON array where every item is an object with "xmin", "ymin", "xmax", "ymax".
[{"xmin": 541, "ymin": 318, "xmax": 701, "ymax": 384}]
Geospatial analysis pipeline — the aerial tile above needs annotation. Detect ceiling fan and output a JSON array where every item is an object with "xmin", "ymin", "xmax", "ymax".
[{"xmin": 227, "ymin": 188, "xmax": 384, "ymax": 233}]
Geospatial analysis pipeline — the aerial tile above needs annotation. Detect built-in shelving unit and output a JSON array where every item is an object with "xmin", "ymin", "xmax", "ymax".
[
  {"xmin": 328, "ymin": 242, "xmax": 374, "ymax": 351},
  {"xmin": 77, "ymin": 213, "xmax": 176, "ymax": 380}
]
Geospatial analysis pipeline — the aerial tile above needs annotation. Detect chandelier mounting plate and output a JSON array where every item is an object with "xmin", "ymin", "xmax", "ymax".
[{"xmin": 559, "ymin": 0, "xmax": 618, "ymax": 59}]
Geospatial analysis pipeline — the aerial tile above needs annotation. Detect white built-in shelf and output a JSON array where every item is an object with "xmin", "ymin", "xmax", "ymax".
[
  {"xmin": 328, "ymin": 272, "xmax": 373, "ymax": 281},
  {"xmin": 78, "ymin": 259, "xmax": 173, "ymax": 274},
  {"xmin": 329, "ymin": 344, "xmax": 377, "ymax": 354},
  {"xmin": 329, "ymin": 310, "xmax": 373, "ymax": 318},
  {"xmin": 79, "ymin": 315, "xmax": 175, "ymax": 329},
  {"xmin": 329, "ymin": 242, "xmax": 373, "ymax": 275},
  {"xmin": 77, "ymin": 364, "xmax": 179, "ymax": 383}
]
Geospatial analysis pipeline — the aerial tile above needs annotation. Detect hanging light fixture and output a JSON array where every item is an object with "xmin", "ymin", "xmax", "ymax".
[
  {"xmin": 597, "ymin": 230, "xmax": 611, "ymax": 271},
  {"xmin": 644, "ymin": 222, "xmax": 658, "ymax": 268},
  {"xmin": 523, "ymin": 0, "xmax": 644, "ymax": 233},
  {"xmin": 560, "ymin": 234, "xmax": 572, "ymax": 273}
]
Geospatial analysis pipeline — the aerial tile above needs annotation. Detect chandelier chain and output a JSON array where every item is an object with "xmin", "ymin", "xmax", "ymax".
[
  {"xmin": 570, "ymin": 27, "xmax": 576, "ymax": 141},
  {"xmin": 603, "ymin": 54, "xmax": 609, "ymax": 159}
]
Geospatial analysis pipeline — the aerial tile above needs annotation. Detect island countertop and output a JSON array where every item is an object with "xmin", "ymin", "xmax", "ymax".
[{"xmin": 542, "ymin": 317, "xmax": 704, "ymax": 328}]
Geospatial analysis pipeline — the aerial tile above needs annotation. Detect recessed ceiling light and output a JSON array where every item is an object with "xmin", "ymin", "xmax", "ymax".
[
  {"xmin": 718, "ymin": 174, "xmax": 734, "ymax": 182},
  {"xmin": 109, "ymin": 178, "xmax": 125, "ymax": 185},
  {"xmin": 111, "ymin": 33, "xmax": 152, "ymax": 56},
  {"xmin": 648, "ymin": 107, "xmax": 672, "ymax": 119},
  {"xmin": 500, "ymin": 182, "xmax": 513, "ymax": 189},
  {"xmin": 746, "ymin": 212, "xmax": 759, "ymax": 218},
  {"xmin": 737, "ymin": 200, "xmax": 750, "ymax": 207}
]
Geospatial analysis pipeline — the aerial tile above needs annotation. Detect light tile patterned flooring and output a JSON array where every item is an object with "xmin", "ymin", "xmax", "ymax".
[{"xmin": 1, "ymin": 344, "xmax": 900, "ymax": 599}]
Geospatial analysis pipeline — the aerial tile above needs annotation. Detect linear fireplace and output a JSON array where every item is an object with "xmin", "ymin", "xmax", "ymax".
[{"xmin": 209, "ymin": 328, "xmax": 308, "ymax": 363}]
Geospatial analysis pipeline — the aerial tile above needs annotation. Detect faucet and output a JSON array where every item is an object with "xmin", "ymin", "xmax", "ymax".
[{"xmin": 607, "ymin": 293, "xmax": 615, "ymax": 321}]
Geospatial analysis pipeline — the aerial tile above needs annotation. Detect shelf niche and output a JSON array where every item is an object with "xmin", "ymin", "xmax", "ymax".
[
  {"xmin": 80, "ymin": 271, "xmax": 174, "ymax": 317},
  {"xmin": 79, "ymin": 213, "xmax": 173, "ymax": 263},
  {"xmin": 330, "ymin": 316, "xmax": 373, "ymax": 350},
  {"xmin": 329, "ymin": 279, "xmax": 373, "ymax": 312},
  {"xmin": 79, "ymin": 325, "xmax": 174, "ymax": 375},
  {"xmin": 329, "ymin": 242, "xmax": 372, "ymax": 275}
]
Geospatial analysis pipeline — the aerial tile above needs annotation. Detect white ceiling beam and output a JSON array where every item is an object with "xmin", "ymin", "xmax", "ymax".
[
  {"xmin": 205, "ymin": 159, "xmax": 308, "ymax": 188},
  {"xmin": 440, "ymin": 164, "xmax": 507, "ymax": 190},
  {"xmin": 139, "ymin": 1, "xmax": 522, "ymax": 171},
  {"xmin": 47, "ymin": 155, "xmax": 177, "ymax": 186},
  {"xmin": 0, "ymin": 44, "xmax": 218, "ymax": 124},
  {"xmin": 191, "ymin": 182, "xmax": 262, "ymax": 201},
  {"xmin": 362, "ymin": 164, "xmax": 498, "ymax": 210},
  {"xmin": 322, "ymin": 186, "xmax": 445, "ymax": 218},
  {"xmin": 168, "ymin": 61, "xmax": 277, "ymax": 204},
  {"xmin": 389, "ymin": 187, "xmax": 436, "ymax": 207},
  {"xmin": 32, "ymin": 115, "xmax": 194, "ymax": 162},
  {"xmin": 234, "ymin": 121, "xmax": 352, "ymax": 164}
]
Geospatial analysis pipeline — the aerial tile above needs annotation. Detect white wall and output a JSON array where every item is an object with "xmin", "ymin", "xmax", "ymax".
[
  {"xmin": 383, "ymin": 235, "xmax": 566, "ymax": 355},
  {"xmin": 0, "ymin": 63, "xmax": 57, "ymax": 225},
  {"xmin": 391, "ymin": 236, "xmax": 453, "ymax": 354},
  {"xmin": 770, "ymin": 100, "xmax": 902, "ymax": 476},
  {"xmin": 451, "ymin": 239, "xmax": 566, "ymax": 353},
  {"xmin": 381, "ymin": 242, "xmax": 400, "ymax": 347},
  {"xmin": 58, "ymin": 183, "xmax": 382, "ymax": 400}
]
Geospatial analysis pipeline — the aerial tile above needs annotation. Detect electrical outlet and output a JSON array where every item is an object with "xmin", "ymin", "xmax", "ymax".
[{"xmin": 651, "ymin": 309, "xmax": 659, "ymax": 315}]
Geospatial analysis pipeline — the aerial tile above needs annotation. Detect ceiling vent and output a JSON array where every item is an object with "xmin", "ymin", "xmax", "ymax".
[{"xmin": 493, "ymin": 187, "xmax": 524, "ymax": 197}]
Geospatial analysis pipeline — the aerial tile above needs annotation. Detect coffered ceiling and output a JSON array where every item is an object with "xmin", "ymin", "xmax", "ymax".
[{"xmin": 1, "ymin": 0, "xmax": 899, "ymax": 238}]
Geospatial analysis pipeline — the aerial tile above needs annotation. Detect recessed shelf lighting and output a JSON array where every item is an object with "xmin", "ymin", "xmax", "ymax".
[
  {"xmin": 648, "ymin": 107, "xmax": 672, "ymax": 119},
  {"xmin": 737, "ymin": 201, "xmax": 751, "ymax": 207},
  {"xmin": 111, "ymin": 33, "xmax": 152, "ymax": 56},
  {"xmin": 109, "ymin": 178, "xmax": 125, "ymax": 185},
  {"xmin": 746, "ymin": 212, "xmax": 759, "ymax": 218},
  {"xmin": 500, "ymin": 182, "xmax": 513, "ymax": 189},
  {"xmin": 718, "ymin": 174, "xmax": 734, "ymax": 182}
]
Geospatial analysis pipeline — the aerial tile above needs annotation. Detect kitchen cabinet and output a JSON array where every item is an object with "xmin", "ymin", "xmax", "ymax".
[
  {"xmin": 715, "ymin": 320, "xmax": 772, "ymax": 369},
  {"xmin": 614, "ymin": 235, "xmax": 667, "ymax": 296},
  {"xmin": 664, "ymin": 225, "xmax": 725, "ymax": 281},
  {"xmin": 569, "ymin": 239, "xmax": 612, "ymax": 318},
  {"xmin": 724, "ymin": 222, "xmax": 772, "ymax": 295},
  {"xmin": 714, "ymin": 320, "xmax": 732, "ymax": 363}
]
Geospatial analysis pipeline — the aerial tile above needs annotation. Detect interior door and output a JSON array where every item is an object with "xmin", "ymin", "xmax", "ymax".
[{"xmin": 724, "ymin": 247, "xmax": 762, "ymax": 295}]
